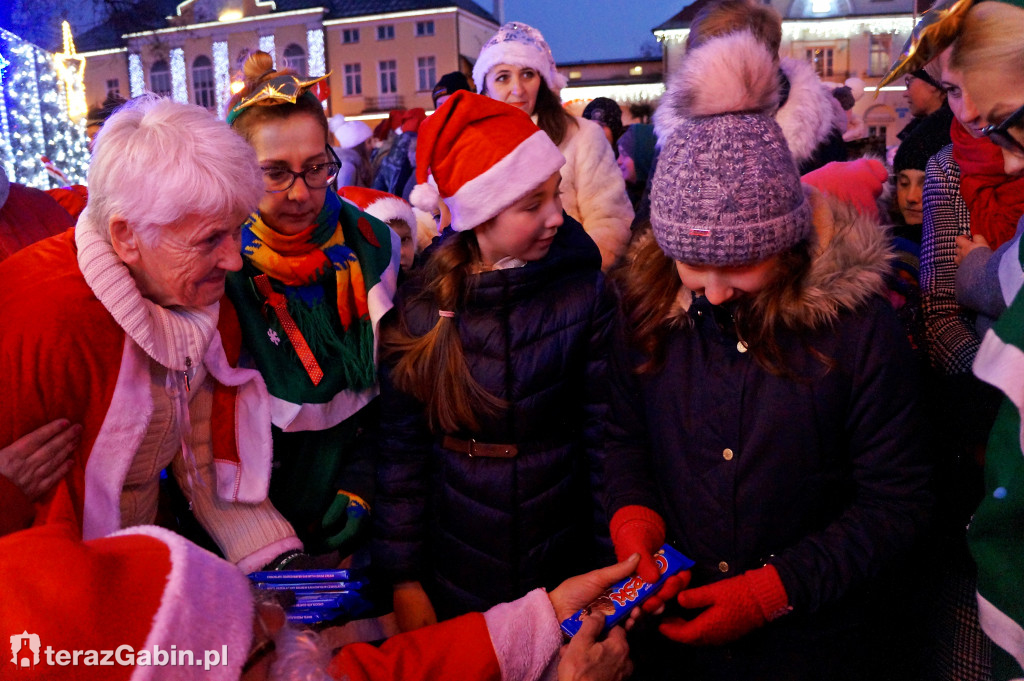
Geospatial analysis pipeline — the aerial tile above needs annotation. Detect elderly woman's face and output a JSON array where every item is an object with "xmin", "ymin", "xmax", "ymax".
[
  {"xmin": 128, "ymin": 211, "xmax": 247, "ymax": 307},
  {"xmin": 251, "ymin": 113, "xmax": 329, "ymax": 235}
]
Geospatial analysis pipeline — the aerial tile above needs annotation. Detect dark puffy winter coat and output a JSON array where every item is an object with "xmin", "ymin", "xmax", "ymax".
[
  {"xmin": 373, "ymin": 219, "xmax": 616, "ymax": 618},
  {"xmin": 607, "ymin": 193, "xmax": 933, "ymax": 680}
]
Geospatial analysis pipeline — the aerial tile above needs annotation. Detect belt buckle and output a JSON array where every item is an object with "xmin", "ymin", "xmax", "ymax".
[{"xmin": 467, "ymin": 438, "xmax": 477, "ymax": 457}]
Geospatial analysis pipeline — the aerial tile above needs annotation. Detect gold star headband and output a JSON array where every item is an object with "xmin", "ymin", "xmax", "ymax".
[{"xmin": 227, "ymin": 72, "xmax": 331, "ymax": 124}]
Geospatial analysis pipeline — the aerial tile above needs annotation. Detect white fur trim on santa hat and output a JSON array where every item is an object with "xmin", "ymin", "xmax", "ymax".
[
  {"xmin": 363, "ymin": 195, "xmax": 416, "ymax": 231},
  {"xmin": 410, "ymin": 177, "xmax": 441, "ymax": 214},
  {"xmin": 447, "ymin": 130, "xmax": 564, "ymax": 232},
  {"xmin": 473, "ymin": 24, "xmax": 568, "ymax": 96},
  {"xmin": 113, "ymin": 525, "xmax": 253, "ymax": 681}
]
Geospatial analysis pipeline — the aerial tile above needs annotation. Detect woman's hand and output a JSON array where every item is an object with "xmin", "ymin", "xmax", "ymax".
[
  {"xmin": 0, "ymin": 419, "xmax": 80, "ymax": 501},
  {"xmin": 954, "ymin": 234, "xmax": 989, "ymax": 266},
  {"xmin": 548, "ymin": 554, "xmax": 640, "ymax": 622},
  {"xmin": 392, "ymin": 580, "xmax": 438, "ymax": 633},
  {"xmin": 557, "ymin": 613, "xmax": 632, "ymax": 681}
]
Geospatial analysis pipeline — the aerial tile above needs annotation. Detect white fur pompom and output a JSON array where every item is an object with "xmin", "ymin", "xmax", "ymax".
[
  {"xmin": 663, "ymin": 30, "xmax": 780, "ymax": 120},
  {"xmin": 410, "ymin": 181, "xmax": 440, "ymax": 214}
]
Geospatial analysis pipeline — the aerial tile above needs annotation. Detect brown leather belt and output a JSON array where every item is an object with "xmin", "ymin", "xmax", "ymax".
[{"xmin": 442, "ymin": 435, "xmax": 518, "ymax": 458}]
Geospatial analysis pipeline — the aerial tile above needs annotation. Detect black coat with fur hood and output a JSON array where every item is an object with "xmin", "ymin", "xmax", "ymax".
[
  {"xmin": 372, "ymin": 218, "xmax": 617, "ymax": 618},
  {"xmin": 605, "ymin": 190, "xmax": 931, "ymax": 643}
]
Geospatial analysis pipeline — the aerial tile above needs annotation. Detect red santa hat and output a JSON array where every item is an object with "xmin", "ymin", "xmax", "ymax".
[
  {"xmin": 339, "ymin": 186, "xmax": 417, "ymax": 244},
  {"xmin": 409, "ymin": 90, "xmax": 564, "ymax": 232},
  {"xmin": 0, "ymin": 524, "xmax": 253, "ymax": 681}
]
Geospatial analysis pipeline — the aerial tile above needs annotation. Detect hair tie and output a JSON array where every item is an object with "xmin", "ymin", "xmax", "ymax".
[{"xmin": 438, "ymin": 310, "xmax": 455, "ymax": 318}]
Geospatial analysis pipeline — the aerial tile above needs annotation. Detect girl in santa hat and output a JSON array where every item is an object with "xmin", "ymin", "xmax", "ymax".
[{"xmin": 374, "ymin": 90, "xmax": 621, "ymax": 631}]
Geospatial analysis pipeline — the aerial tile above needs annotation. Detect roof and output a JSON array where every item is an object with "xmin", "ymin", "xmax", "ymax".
[
  {"xmin": 653, "ymin": 0, "xmax": 713, "ymax": 31},
  {"xmin": 75, "ymin": 0, "xmax": 496, "ymax": 53}
]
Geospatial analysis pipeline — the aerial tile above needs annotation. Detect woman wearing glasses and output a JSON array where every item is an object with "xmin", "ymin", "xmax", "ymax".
[{"xmin": 220, "ymin": 51, "xmax": 400, "ymax": 570}]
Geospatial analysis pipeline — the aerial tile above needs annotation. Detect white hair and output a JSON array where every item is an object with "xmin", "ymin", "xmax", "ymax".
[{"xmin": 85, "ymin": 96, "xmax": 263, "ymax": 244}]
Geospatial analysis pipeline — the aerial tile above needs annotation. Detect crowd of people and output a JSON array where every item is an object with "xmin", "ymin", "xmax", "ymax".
[{"xmin": 1, "ymin": 2, "xmax": 1023, "ymax": 679}]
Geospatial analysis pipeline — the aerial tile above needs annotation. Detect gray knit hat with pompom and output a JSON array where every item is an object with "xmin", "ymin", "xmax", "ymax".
[{"xmin": 650, "ymin": 31, "xmax": 811, "ymax": 266}]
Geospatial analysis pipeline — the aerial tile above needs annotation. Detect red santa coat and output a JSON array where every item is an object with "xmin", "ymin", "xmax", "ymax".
[{"xmin": 0, "ymin": 229, "xmax": 274, "ymax": 539}]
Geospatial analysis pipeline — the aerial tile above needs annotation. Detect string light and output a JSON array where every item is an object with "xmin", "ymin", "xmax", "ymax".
[
  {"xmin": 307, "ymin": 28, "xmax": 325, "ymax": 77},
  {"xmin": 213, "ymin": 40, "xmax": 230, "ymax": 117},
  {"xmin": 53, "ymin": 21, "xmax": 87, "ymax": 121},
  {"xmin": 129, "ymin": 52, "xmax": 145, "ymax": 96},
  {"xmin": 0, "ymin": 28, "xmax": 88, "ymax": 189},
  {"xmin": 171, "ymin": 47, "xmax": 187, "ymax": 102},
  {"xmin": 259, "ymin": 34, "xmax": 275, "ymax": 67},
  {"xmin": 656, "ymin": 16, "xmax": 912, "ymax": 44}
]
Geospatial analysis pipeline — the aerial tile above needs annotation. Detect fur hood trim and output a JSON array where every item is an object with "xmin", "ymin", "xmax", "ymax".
[
  {"xmin": 776, "ymin": 57, "xmax": 840, "ymax": 166},
  {"xmin": 653, "ymin": 31, "xmax": 778, "ymax": 141},
  {"xmin": 663, "ymin": 188, "xmax": 892, "ymax": 329}
]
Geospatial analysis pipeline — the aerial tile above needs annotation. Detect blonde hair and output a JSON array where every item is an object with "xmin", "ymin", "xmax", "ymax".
[
  {"xmin": 686, "ymin": 0, "xmax": 783, "ymax": 55},
  {"xmin": 951, "ymin": 2, "xmax": 1024, "ymax": 82}
]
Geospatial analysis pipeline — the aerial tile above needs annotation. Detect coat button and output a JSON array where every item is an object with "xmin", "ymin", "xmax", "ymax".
[
  {"xmin": 737, "ymin": 340, "xmax": 748, "ymax": 353},
  {"xmin": 723, "ymin": 448, "xmax": 734, "ymax": 461},
  {"xmin": 718, "ymin": 561, "xmax": 730, "ymax": 573}
]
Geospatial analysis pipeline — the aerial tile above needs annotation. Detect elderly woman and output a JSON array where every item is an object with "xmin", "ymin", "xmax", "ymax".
[{"xmin": 0, "ymin": 97, "xmax": 297, "ymax": 569}]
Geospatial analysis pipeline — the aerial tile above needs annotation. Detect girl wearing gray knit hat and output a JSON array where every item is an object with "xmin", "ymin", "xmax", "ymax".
[{"xmin": 603, "ymin": 30, "xmax": 930, "ymax": 681}]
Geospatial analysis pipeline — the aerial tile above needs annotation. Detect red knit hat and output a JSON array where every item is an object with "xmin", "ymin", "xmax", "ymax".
[
  {"xmin": 409, "ymin": 90, "xmax": 564, "ymax": 232},
  {"xmin": 339, "ymin": 186, "xmax": 417, "ymax": 243},
  {"xmin": 0, "ymin": 524, "xmax": 253, "ymax": 680}
]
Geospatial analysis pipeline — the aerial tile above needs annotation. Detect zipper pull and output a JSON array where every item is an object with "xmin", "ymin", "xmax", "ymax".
[{"xmin": 184, "ymin": 356, "xmax": 193, "ymax": 392}]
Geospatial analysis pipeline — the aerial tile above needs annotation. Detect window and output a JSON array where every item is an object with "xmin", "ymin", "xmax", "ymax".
[
  {"xmin": 150, "ymin": 60, "xmax": 171, "ymax": 97},
  {"xmin": 629, "ymin": 65, "xmax": 644, "ymax": 76},
  {"xmin": 377, "ymin": 25, "xmax": 394, "ymax": 40},
  {"xmin": 805, "ymin": 47, "xmax": 834, "ymax": 77},
  {"xmin": 344, "ymin": 63, "xmax": 362, "ymax": 96},
  {"xmin": 868, "ymin": 125, "xmax": 888, "ymax": 138},
  {"xmin": 192, "ymin": 55, "xmax": 215, "ymax": 110},
  {"xmin": 569, "ymin": 70, "xmax": 582, "ymax": 80},
  {"xmin": 342, "ymin": 28, "xmax": 360, "ymax": 44},
  {"xmin": 106, "ymin": 78, "xmax": 120, "ymax": 98},
  {"xmin": 283, "ymin": 43, "xmax": 307, "ymax": 76},
  {"xmin": 416, "ymin": 56, "xmax": 436, "ymax": 92},
  {"xmin": 868, "ymin": 34, "xmax": 892, "ymax": 77},
  {"xmin": 416, "ymin": 21, "xmax": 434, "ymax": 37},
  {"xmin": 379, "ymin": 59, "xmax": 397, "ymax": 94}
]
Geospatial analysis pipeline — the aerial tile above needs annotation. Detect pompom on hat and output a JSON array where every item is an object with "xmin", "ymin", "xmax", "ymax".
[
  {"xmin": 650, "ymin": 30, "xmax": 811, "ymax": 267},
  {"xmin": 328, "ymin": 114, "xmax": 373, "ymax": 149},
  {"xmin": 340, "ymin": 186, "xmax": 418, "ymax": 244},
  {"xmin": 410, "ymin": 90, "xmax": 565, "ymax": 232},
  {"xmin": 473, "ymin": 22, "xmax": 568, "ymax": 96}
]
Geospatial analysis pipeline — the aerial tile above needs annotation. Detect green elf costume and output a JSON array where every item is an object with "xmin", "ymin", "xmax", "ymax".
[{"xmin": 225, "ymin": 75, "xmax": 400, "ymax": 560}]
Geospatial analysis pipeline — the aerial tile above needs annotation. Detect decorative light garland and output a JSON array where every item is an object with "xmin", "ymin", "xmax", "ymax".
[
  {"xmin": 213, "ymin": 40, "xmax": 230, "ymax": 117},
  {"xmin": 0, "ymin": 28, "xmax": 88, "ymax": 189},
  {"xmin": 259, "ymin": 34, "xmax": 276, "ymax": 66},
  {"xmin": 656, "ymin": 16, "xmax": 913, "ymax": 44},
  {"xmin": 53, "ymin": 21, "xmax": 87, "ymax": 121},
  {"xmin": 307, "ymin": 28, "xmax": 325, "ymax": 77},
  {"xmin": 561, "ymin": 82, "xmax": 666, "ymax": 105},
  {"xmin": 170, "ymin": 47, "xmax": 187, "ymax": 102},
  {"xmin": 129, "ymin": 52, "xmax": 145, "ymax": 96}
]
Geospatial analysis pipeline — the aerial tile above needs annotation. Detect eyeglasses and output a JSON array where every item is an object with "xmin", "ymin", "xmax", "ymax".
[
  {"xmin": 260, "ymin": 146, "xmax": 343, "ymax": 193},
  {"xmin": 981, "ymin": 101, "xmax": 1024, "ymax": 158}
]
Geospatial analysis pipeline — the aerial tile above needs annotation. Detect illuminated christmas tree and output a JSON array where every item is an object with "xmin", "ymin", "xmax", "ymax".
[{"xmin": 1, "ymin": 24, "xmax": 89, "ymax": 189}]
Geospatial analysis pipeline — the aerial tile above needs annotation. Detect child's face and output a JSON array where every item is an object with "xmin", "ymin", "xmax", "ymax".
[
  {"xmin": 895, "ymin": 169, "xmax": 925, "ymax": 226},
  {"xmin": 389, "ymin": 219, "xmax": 415, "ymax": 270},
  {"xmin": 674, "ymin": 257, "xmax": 778, "ymax": 306},
  {"xmin": 475, "ymin": 172, "xmax": 563, "ymax": 266}
]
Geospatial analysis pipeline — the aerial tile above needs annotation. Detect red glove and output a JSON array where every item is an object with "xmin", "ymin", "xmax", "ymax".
[
  {"xmin": 801, "ymin": 158, "xmax": 888, "ymax": 220},
  {"xmin": 641, "ymin": 571, "xmax": 692, "ymax": 615},
  {"xmin": 659, "ymin": 564, "xmax": 790, "ymax": 646},
  {"xmin": 609, "ymin": 505, "xmax": 666, "ymax": 584}
]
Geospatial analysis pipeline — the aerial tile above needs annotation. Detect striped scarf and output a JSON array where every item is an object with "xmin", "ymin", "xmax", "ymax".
[{"xmin": 242, "ymin": 190, "xmax": 375, "ymax": 390}]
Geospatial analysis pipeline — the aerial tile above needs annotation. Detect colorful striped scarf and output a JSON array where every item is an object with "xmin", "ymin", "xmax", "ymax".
[{"xmin": 242, "ymin": 190, "xmax": 375, "ymax": 390}]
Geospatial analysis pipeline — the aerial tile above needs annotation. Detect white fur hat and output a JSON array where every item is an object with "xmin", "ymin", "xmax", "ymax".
[
  {"xmin": 473, "ymin": 22, "xmax": 568, "ymax": 96},
  {"xmin": 328, "ymin": 114, "xmax": 373, "ymax": 149}
]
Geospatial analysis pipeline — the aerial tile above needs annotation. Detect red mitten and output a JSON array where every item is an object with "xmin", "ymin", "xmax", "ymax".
[
  {"xmin": 801, "ymin": 158, "xmax": 888, "ymax": 220},
  {"xmin": 609, "ymin": 505, "xmax": 666, "ymax": 583},
  {"xmin": 641, "ymin": 571, "xmax": 692, "ymax": 615},
  {"xmin": 659, "ymin": 564, "xmax": 790, "ymax": 646}
]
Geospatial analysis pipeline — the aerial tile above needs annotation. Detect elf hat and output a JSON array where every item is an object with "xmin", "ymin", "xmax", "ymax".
[
  {"xmin": 0, "ymin": 524, "xmax": 253, "ymax": 681},
  {"xmin": 409, "ymin": 90, "xmax": 564, "ymax": 232},
  {"xmin": 340, "ymin": 186, "xmax": 417, "ymax": 242},
  {"xmin": 473, "ymin": 22, "xmax": 568, "ymax": 96}
]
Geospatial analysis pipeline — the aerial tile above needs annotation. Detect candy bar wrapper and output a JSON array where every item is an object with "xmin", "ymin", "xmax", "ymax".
[
  {"xmin": 248, "ymin": 569, "xmax": 362, "ymax": 583},
  {"xmin": 560, "ymin": 544, "xmax": 694, "ymax": 638},
  {"xmin": 253, "ymin": 580, "xmax": 360, "ymax": 592}
]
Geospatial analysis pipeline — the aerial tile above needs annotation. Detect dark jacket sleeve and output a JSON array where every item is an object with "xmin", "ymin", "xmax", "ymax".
[
  {"xmin": 770, "ymin": 300, "xmax": 933, "ymax": 613},
  {"xmin": 371, "ymin": 308, "xmax": 434, "ymax": 584}
]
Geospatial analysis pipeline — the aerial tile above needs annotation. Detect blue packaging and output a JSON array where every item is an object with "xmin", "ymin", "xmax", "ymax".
[{"xmin": 560, "ymin": 544, "xmax": 694, "ymax": 638}]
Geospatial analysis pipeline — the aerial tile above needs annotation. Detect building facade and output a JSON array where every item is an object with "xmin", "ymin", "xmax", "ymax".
[
  {"xmin": 653, "ymin": 0, "xmax": 931, "ymax": 146},
  {"xmin": 75, "ymin": 0, "xmax": 498, "ymax": 123}
]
